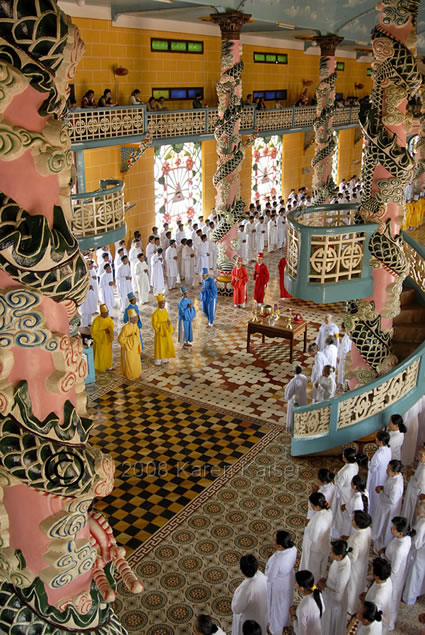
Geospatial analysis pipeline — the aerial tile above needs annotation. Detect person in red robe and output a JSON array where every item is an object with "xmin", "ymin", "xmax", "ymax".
[
  {"xmin": 231, "ymin": 257, "xmax": 249, "ymax": 308},
  {"xmin": 253, "ymin": 253, "xmax": 269, "ymax": 304},
  {"xmin": 278, "ymin": 256, "xmax": 292, "ymax": 300}
]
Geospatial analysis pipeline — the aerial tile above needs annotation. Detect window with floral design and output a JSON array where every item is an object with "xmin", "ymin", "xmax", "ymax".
[
  {"xmin": 154, "ymin": 142, "xmax": 202, "ymax": 228},
  {"xmin": 251, "ymin": 135, "xmax": 282, "ymax": 203}
]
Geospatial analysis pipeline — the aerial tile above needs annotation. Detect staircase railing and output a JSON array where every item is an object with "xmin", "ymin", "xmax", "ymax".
[{"xmin": 291, "ymin": 230, "xmax": 425, "ymax": 456}]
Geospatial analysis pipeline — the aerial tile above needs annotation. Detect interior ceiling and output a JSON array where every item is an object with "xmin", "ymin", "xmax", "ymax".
[{"xmin": 75, "ymin": 0, "xmax": 425, "ymax": 55}]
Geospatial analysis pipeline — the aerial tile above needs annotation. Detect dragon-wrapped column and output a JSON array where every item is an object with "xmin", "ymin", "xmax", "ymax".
[
  {"xmin": 0, "ymin": 0, "xmax": 142, "ymax": 632},
  {"xmin": 346, "ymin": 0, "xmax": 421, "ymax": 384},
  {"xmin": 209, "ymin": 10, "xmax": 251, "ymax": 295},
  {"xmin": 311, "ymin": 35, "xmax": 343, "ymax": 205}
]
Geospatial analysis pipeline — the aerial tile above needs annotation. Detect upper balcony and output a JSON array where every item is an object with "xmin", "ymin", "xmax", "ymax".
[{"xmin": 68, "ymin": 104, "xmax": 360, "ymax": 149}]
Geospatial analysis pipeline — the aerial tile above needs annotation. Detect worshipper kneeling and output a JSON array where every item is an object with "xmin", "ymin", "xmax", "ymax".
[
  {"xmin": 152, "ymin": 294, "xmax": 176, "ymax": 365},
  {"xmin": 200, "ymin": 268, "xmax": 217, "ymax": 327},
  {"xmin": 123, "ymin": 292, "xmax": 143, "ymax": 350},
  {"xmin": 178, "ymin": 286, "xmax": 196, "ymax": 347},
  {"xmin": 90, "ymin": 304, "xmax": 114, "ymax": 372},
  {"xmin": 118, "ymin": 308, "xmax": 142, "ymax": 379}
]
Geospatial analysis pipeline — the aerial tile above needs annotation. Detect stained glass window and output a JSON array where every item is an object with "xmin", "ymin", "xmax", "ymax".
[
  {"xmin": 154, "ymin": 142, "xmax": 202, "ymax": 227},
  {"xmin": 251, "ymin": 135, "xmax": 282, "ymax": 203},
  {"xmin": 332, "ymin": 131, "xmax": 339, "ymax": 186}
]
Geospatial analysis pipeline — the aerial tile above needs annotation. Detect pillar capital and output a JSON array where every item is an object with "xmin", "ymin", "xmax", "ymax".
[
  {"xmin": 314, "ymin": 34, "xmax": 344, "ymax": 56},
  {"xmin": 209, "ymin": 11, "xmax": 251, "ymax": 40}
]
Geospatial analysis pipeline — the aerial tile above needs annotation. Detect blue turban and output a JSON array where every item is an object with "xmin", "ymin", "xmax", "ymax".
[
  {"xmin": 127, "ymin": 292, "xmax": 135, "ymax": 299},
  {"xmin": 180, "ymin": 285, "xmax": 188, "ymax": 293},
  {"xmin": 202, "ymin": 268, "xmax": 208, "ymax": 274}
]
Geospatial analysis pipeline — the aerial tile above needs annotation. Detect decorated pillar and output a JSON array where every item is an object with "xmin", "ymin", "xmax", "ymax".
[
  {"xmin": 412, "ymin": 87, "xmax": 425, "ymax": 197},
  {"xmin": 210, "ymin": 10, "xmax": 251, "ymax": 294},
  {"xmin": 346, "ymin": 0, "xmax": 421, "ymax": 384},
  {"xmin": 0, "ymin": 1, "xmax": 141, "ymax": 632},
  {"xmin": 311, "ymin": 35, "xmax": 344, "ymax": 205}
]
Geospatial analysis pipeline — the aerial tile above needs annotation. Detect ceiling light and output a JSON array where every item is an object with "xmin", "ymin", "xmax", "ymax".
[{"xmin": 275, "ymin": 22, "xmax": 296, "ymax": 30}]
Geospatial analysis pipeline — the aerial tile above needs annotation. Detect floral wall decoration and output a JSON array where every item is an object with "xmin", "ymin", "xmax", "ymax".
[
  {"xmin": 251, "ymin": 135, "xmax": 282, "ymax": 203},
  {"xmin": 154, "ymin": 141, "xmax": 202, "ymax": 227}
]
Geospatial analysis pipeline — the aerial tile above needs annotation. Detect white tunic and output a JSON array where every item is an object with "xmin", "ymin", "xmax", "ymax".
[
  {"xmin": 337, "ymin": 333, "xmax": 352, "ymax": 386},
  {"xmin": 135, "ymin": 260, "xmax": 150, "ymax": 304},
  {"xmin": 385, "ymin": 535, "xmax": 411, "ymax": 630},
  {"xmin": 357, "ymin": 622, "xmax": 383, "ymax": 635},
  {"xmin": 402, "ymin": 516, "xmax": 425, "ymax": 605},
  {"xmin": 116, "ymin": 262, "xmax": 133, "ymax": 309},
  {"xmin": 267, "ymin": 218, "xmax": 278, "ymax": 252},
  {"xmin": 255, "ymin": 221, "xmax": 266, "ymax": 252},
  {"xmin": 265, "ymin": 546, "xmax": 297, "ymax": 634},
  {"xmin": 80, "ymin": 266, "xmax": 99, "ymax": 327},
  {"xmin": 277, "ymin": 214, "xmax": 285, "ymax": 248},
  {"xmin": 401, "ymin": 400, "xmax": 421, "ymax": 466},
  {"xmin": 389, "ymin": 429, "xmax": 404, "ymax": 461},
  {"xmin": 338, "ymin": 490, "xmax": 368, "ymax": 537},
  {"xmin": 197, "ymin": 241, "xmax": 209, "ymax": 275},
  {"xmin": 165, "ymin": 246, "xmax": 178, "ymax": 279},
  {"xmin": 99, "ymin": 271, "xmax": 114, "ymax": 314},
  {"xmin": 316, "ymin": 322, "xmax": 339, "ymax": 351},
  {"xmin": 331, "ymin": 462, "xmax": 359, "ymax": 538},
  {"xmin": 311, "ymin": 351, "xmax": 328, "ymax": 402},
  {"xmin": 231, "ymin": 571, "xmax": 268, "ymax": 635},
  {"xmin": 366, "ymin": 446, "xmax": 392, "ymax": 519},
  {"xmin": 402, "ymin": 462, "xmax": 425, "ymax": 525},
  {"xmin": 238, "ymin": 230, "xmax": 248, "ymax": 263},
  {"xmin": 293, "ymin": 592, "xmax": 323, "ymax": 635},
  {"xmin": 300, "ymin": 509, "xmax": 333, "ymax": 581},
  {"xmin": 366, "ymin": 579, "xmax": 393, "ymax": 635},
  {"xmin": 321, "ymin": 556, "xmax": 351, "ymax": 635},
  {"xmin": 182, "ymin": 245, "xmax": 195, "ymax": 284},
  {"xmin": 128, "ymin": 244, "xmax": 142, "ymax": 280},
  {"xmin": 285, "ymin": 374, "xmax": 308, "ymax": 431},
  {"xmin": 372, "ymin": 473, "xmax": 404, "ymax": 551},
  {"xmin": 307, "ymin": 482, "xmax": 335, "ymax": 520},
  {"xmin": 323, "ymin": 343, "xmax": 338, "ymax": 369},
  {"xmin": 346, "ymin": 526, "xmax": 372, "ymax": 614},
  {"xmin": 145, "ymin": 243, "xmax": 156, "ymax": 277},
  {"xmin": 315, "ymin": 375, "xmax": 336, "ymax": 403},
  {"xmin": 175, "ymin": 229, "xmax": 186, "ymax": 245},
  {"xmin": 245, "ymin": 222, "xmax": 257, "ymax": 260},
  {"xmin": 150, "ymin": 253, "xmax": 165, "ymax": 291}
]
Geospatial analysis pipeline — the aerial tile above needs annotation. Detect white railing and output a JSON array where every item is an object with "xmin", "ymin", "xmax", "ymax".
[
  {"xmin": 68, "ymin": 106, "xmax": 145, "ymax": 143},
  {"xmin": 71, "ymin": 180, "xmax": 125, "ymax": 238}
]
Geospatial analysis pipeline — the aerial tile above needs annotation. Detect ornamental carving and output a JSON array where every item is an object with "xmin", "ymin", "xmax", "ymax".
[{"xmin": 293, "ymin": 406, "xmax": 331, "ymax": 438}]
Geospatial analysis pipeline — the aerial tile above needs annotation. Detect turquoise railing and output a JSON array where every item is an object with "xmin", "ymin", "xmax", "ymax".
[
  {"xmin": 291, "ymin": 231, "xmax": 425, "ymax": 456},
  {"xmin": 68, "ymin": 104, "xmax": 360, "ymax": 148},
  {"xmin": 285, "ymin": 204, "xmax": 378, "ymax": 303}
]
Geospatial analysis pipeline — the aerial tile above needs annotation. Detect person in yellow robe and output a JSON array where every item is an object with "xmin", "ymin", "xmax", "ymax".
[
  {"xmin": 90, "ymin": 304, "xmax": 114, "ymax": 372},
  {"xmin": 151, "ymin": 294, "xmax": 176, "ymax": 365},
  {"xmin": 118, "ymin": 308, "xmax": 142, "ymax": 380}
]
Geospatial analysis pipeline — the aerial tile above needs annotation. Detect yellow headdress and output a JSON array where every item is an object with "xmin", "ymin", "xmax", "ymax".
[
  {"xmin": 127, "ymin": 308, "xmax": 137, "ymax": 318},
  {"xmin": 99, "ymin": 304, "xmax": 108, "ymax": 314},
  {"xmin": 156, "ymin": 294, "xmax": 165, "ymax": 303}
]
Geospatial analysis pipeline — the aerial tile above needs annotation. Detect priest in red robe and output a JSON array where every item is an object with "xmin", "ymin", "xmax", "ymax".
[
  {"xmin": 253, "ymin": 253, "xmax": 269, "ymax": 304},
  {"xmin": 231, "ymin": 257, "xmax": 249, "ymax": 308},
  {"xmin": 278, "ymin": 256, "xmax": 292, "ymax": 300}
]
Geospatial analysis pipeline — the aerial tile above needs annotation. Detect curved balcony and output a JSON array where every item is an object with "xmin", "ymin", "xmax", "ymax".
[
  {"xmin": 285, "ymin": 204, "xmax": 377, "ymax": 303},
  {"xmin": 68, "ymin": 105, "xmax": 360, "ymax": 147},
  {"xmin": 71, "ymin": 179, "xmax": 126, "ymax": 250},
  {"xmin": 290, "ymin": 232, "xmax": 425, "ymax": 456}
]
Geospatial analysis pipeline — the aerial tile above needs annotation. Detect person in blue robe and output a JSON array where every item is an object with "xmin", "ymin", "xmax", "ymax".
[
  {"xmin": 177, "ymin": 285, "xmax": 196, "ymax": 346},
  {"xmin": 200, "ymin": 268, "xmax": 217, "ymax": 326},
  {"xmin": 123, "ymin": 292, "xmax": 143, "ymax": 349}
]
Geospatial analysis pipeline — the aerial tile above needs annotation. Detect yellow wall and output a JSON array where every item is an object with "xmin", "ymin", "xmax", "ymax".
[
  {"xmin": 72, "ymin": 17, "xmax": 372, "ymax": 109},
  {"xmin": 337, "ymin": 128, "xmax": 363, "ymax": 183}
]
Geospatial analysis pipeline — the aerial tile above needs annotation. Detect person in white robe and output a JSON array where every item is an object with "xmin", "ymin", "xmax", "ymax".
[
  {"xmin": 231, "ymin": 555, "xmax": 268, "ymax": 635},
  {"xmin": 385, "ymin": 414, "xmax": 406, "ymax": 462},
  {"xmin": 114, "ymin": 247, "xmax": 124, "ymax": 276},
  {"xmin": 318, "ymin": 539, "xmax": 351, "ymax": 635},
  {"xmin": 363, "ymin": 557, "xmax": 393, "ymax": 635},
  {"xmin": 255, "ymin": 218, "xmax": 266, "ymax": 253},
  {"xmin": 267, "ymin": 216, "xmax": 278, "ymax": 252},
  {"xmin": 277, "ymin": 210, "xmax": 285, "ymax": 249},
  {"xmin": 99, "ymin": 263, "xmax": 115, "ymax": 315},
  {"xmin": 308, "ymin": 343, "xmax": 328, "ymax": 402},
  {"xmin": 165, "ymin": 241, "xmax": 178, "ymax": 289},
  {"xmin": 403, "ymin": 501, "xmax": 425, "ymax": 605},
  {"xmin": 316, "ymin": 314, "xmax": 339, "ymax": 351},
  {"xmin": 193, "ymin": 230, "xmax": 202, "ymax": 277},
  {"xmin": 116, "ymin": 256, "xmax": 133, "ymax": 312},
  {"xmin": 337, "ymin": 324, "xmax": 352, "ymax": 387},
  {"xmin": 150, "ymin": 249, "xmax": 165, "ymax": 296},
  {"xmin": 402, "ymin": 445, "xmax": 425, "ymax": 525},
  {"xmin": 238, "ymin": 224, "xmax": 248, "ymax": 265},
  {"xmin": 284, "ymin": 366, "xmax": 308, "ymax": 431},
  {"xmin": 161, "ymin": 230, "xmax": 171, "ymax": 254},
  {"xmin": 265, "ymin": 530, "xmax": 297, "ymax": 634},
  {"xmin": 245, "ymin": 217, "xmax": 257, "ymax": 262},
  {"xmin": 366, "ymin": 430, "xmax": 392, "ymax": 519},
  {"xmin": 372, "ymin": 461, "xmax": 404, "ymax": 552},
  {"xmin": 346, "ymin": 510, "xmax": 372, "ymax": 615},
  {"xmin": 383, "ymin": 517, "xmax": 412, "ymax": 631},
  {"xmin": 145, "ymin": 237, "xmax": 156, "ymax": 279},
  {"xmin": 290, "ymin": 570, "xmax": 324, "ymax": 635},
  {"xmin": 356, "ymin": 602, "xmax": 384, "ymax": 635},
  {"xmin": 401, "ymin": 400, "xmax": 422, "ymax": 466},
  {"xmin": 175, "ymin": 223, "xmax": 186, "ymax": 245},
  {"xmin": 176, "ymin": 238, "xmax": 186, "ymax": 281},
  {"xmin": 331, "ymin": 448, "xmax": 360, "ymax": 538},
  {"xmin": 314, "ymin": 365, "xmax": 336, "ymax": 403},
  {"xmin": 134, "ymin": 254, "xmax": 150, "ymax": 304},
  {"xmin": 96, "ymin": 245, "xmax": 112, "ymax": 269},
  {"xmin": 336, "ymin": 475, "xmax": 368, "ymax": 538},
  {"xmin": 306, "ymin": 469, "xmax": 335, "ymax": 520},
  {"xmin": 160, "ymin": 223, "xmax": 169, "ymax": 244},
  {"xmin": 128, "ymin": 239, "xmax": 142, "ymax": 284},
  {"xmin": 207, "ymin": 224, "xmax": 217, "ymax": 276},
  {"xmin": 197, "ymin": 235, "xmax": 209, "ymax": 283},
  {"xmin": 300, "ymin": 493, "xmax": 333, "ymax": 581},
  {"xmin": 323, "ymin": 336, "xmax": 338, "ymax": 369},
  {"xmin": 80, "ymin": 260, "xmax": 99, "ymax": 327},
  {"xmin": 182, "ymin": 240, "xmax": 196, "ymax": 287}
]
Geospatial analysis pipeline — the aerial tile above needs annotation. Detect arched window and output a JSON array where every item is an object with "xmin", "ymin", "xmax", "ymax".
[{"xmin": 251, "ymin": 135, "xmax": 282, "ymax": 203}]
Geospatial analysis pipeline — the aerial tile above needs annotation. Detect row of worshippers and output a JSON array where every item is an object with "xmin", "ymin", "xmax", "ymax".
[
  {"xmin": 89, "ymin": 270, "xmax": 217, "ymax": 375},
  {"xmin": 237, "ymin": 210, "xmax": 288, "ymax": 264},
  {"xmin": 200, "ymin": 433, "xmax": 425, "ymax": 635}
]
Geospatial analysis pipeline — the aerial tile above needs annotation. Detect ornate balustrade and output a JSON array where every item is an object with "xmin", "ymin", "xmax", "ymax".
[
  {"xmin": 71, "ymin": 179, "xmax": 126, "ymax": 249},
  {"xmin": 291, "ymin": 231, "xmax": 425, "ymax": 456},
  {"xmin": 68, "ymin": 105, "xmax": 360, "ymax": 147},
  {"xmin": 286, "ymin": 204, "xmax": 377, "ymax": 303}
]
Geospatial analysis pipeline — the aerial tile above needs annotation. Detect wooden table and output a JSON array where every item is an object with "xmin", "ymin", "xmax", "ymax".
[{"xmin": 247, "ymin": 318, "xmax": 307, "ymax": 363}]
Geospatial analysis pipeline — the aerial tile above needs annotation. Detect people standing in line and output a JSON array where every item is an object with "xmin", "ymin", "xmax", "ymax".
[
  {"xmin": 90, "ymin": 304, "xmax": 114, "ymax": 372},
  {"xmin": 253, "ymin": 253, "xmax": 269, "ymax": 304},
  {"xmin": 346, "ymin": 511, "xmax": 372, "ymax": 615},
  {"xmin": 231, "ymin": 257, "xmax": 249, "ymax": 309},
  {"xmin": 265, "ymin": 530, "xmax": 297, "ymax": 635},
  {"xmin": 317, "ymin": 539, "xmax": 351, "ymax": 635},
  {"xmin": 337, "ymin": 323, "xmax": 352, "ymax": 388},
  {"xmin": 308, "ymin": 342, "xmax": 328, "ymax": 402},
  {"xmin": 372, "ymin": 460, "xmax": 404, "ymax": 552},
  {"xmin": 316, "ymin": 314, "xmax": 339, "ymax": 351},
  {"xmin": 366, "ymin": 430, "xmax": 392, "ymax": 518},
  {"xmin": 116, "ymin": 255, "xmax": 133, "ymax": 311},
  {"xmin": 331, "ymin": 448, "xmax": 364, "ymax": 538},
  {"xmin": 255, "ymin": 217, "xmax": 266, "ymax": 253},
  {"xmin": 306, "ymin": 468, "xmax": 335, "ymax": 520},
  {"xmin": 177, "ymin": 237, "xmax": 187, "ymax": 281},
  {"xmin": 402, "ymin": 444, "xmax": 425, "ymax": 525},
  {"xmin": 337, "ymin": 475, "xmax": 369, "ymax": 538},
  {"xmin": 183, "ymin": 238, "xmax": 196, "ymax": 287},
  {"xmin": 135, "ymin": 253, "xmax": 150, "ymax": 304},
  {"xmin": 80, "ymin": 260, "xmax": 98, "ymax": 328},
  {"xmin": 403, "ymin": 500, "xmax": 425, "ymax": 606},
  {"xmin": 323, "ymin": 336, "xmax": 338, "ymax": 370},
  {"xmin": 314, "ymin": 365, "xmax": 336, "ymax": 403},
  {"xmin": 278, "ymin": 254, "xmax": 292, "ymax": 300},
  {"xmin": 150, "ymin": 248, "xmax": 166, "ymax": 296},
  {"xmin": 356, "ymin": 602, "xmax": 384, "ymax": 635},
  {"xmin": 123, "ymin": 292, "xmax": 143, "ymax": 350},
  {"xmin": 245, "ymin": 216, "xmax": 257, "ymax": 262},
  {"xmin": 289, "ymin": 570, "xmax": 324, "ymax": 635},
  {"xmin": 387, "ymin": 414, "xmax": 407, "ymax": 460},
  {"xmin": 238, "ymin": 223, "xmax": 248, "ymax": 265},
  {"xmin": 299, "ymin": 492, "xmax": 333, "ymax": 582},
  {"xmin": 177, "ymin": 286, "xmax": 196, "ymax": 348},
  {"xmin": 361, "ymin": 557, "xmax": 392, "ymax": 635},
  {"xmin": 284, "ymin": 366, "xmax": 308, "ymax": 432},
  {"xmin": 231, "ymin": 554, "xmax": 268, "ymax": 635},
  {"xmin": 165, "ymin": 239, "xmax": 178, "ymax": 290},
  {"xmin": 118, "ymin": 308, "xmax": 142, "ymax": 380},
  {"xmin": 152, "ymin": 294, "xmax": 175, "ymax": 366},
  {"xmin": 99, "ymin": 263, "xmax": 115, "ymax": 315}
]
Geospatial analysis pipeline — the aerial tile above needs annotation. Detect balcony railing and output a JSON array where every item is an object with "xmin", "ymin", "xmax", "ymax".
[
  {"xmin": 285, "ymin": 204, "xmax": 377, "ymax": 303},
  {"xmin": 71, "ymin": 179, "xmax": 126, "ymax": 249},
  {"xmin": 68, "ymin": 105, "xmax": 360, "ymax": 146},
  {"xmin": 290, "ymin": 231, "xmax": 425, "ymax": 456}
]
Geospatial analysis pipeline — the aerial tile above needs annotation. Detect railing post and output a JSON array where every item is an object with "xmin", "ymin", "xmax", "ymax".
[
  {"xmin": 205, "ymin": 108, "xmax": 209, "ymax": 135},
  {"xmin": 291, "ymin": 106, "xmax": 295, "ymax": 129},
  {"xmin": 75, "ymin": 149, "xmax": 86, "ymax": 193}
]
